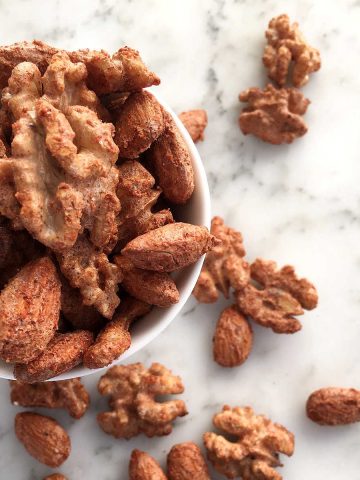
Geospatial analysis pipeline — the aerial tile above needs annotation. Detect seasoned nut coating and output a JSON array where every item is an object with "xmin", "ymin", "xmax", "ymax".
[
  {"xmin": 167, "ymin": 442, "xmax": 210, "ymax": 480},
  {"xmin": 306, "ymin": 387, "xmax": 360, "ymax": 426},
  {"xmin": 213, "ymin": 306, "xmax": 253, "ymax": 368},
  {"xmin": 204, "ymin": 405, "xmax": 294, "ymax": 479},
  {"xmin": 10, "ymin": 378, "xmax": 90, "ymax": 419},
  {"xmin": 193, "ymin": 216, "xmax": 249, "ymax": 303},
  {"xmin": 148, "ymin": 111, "xmax": 194, "ymax": 204},
  {"xmin": 115, "ymin": 256, "xmax": 179, "ymax": 307},
  {"xmin": 15, "ymin": 412, "xmax": 71, "ymax": 467},
  {"xmin": 83, "ymin": 297, "xmax": 151, "ymax": 369},
  {"xmin": 236, "ymin": 258, "xmax": 318, "ymax": 334},
  {"xmin": 14, "ymin": 330, "xmax": 94, "ymax": 383},
  {"xmin": 0, "ymin": 257, "xmax": 61, "ymax": 363},
  {"xmin": 43, "ymin": 475, "xmax": 68, "ymax": 480},
  {"xmin": 179, "ymin": 109, "xmax": 208, "ymax": 143},
  {"xmin": 114, "ymin": 90, "xmax": 166, "ymax": 158},
  {"xmin": 263, "ymin": 14, "xmax": 321, "ymax": 87},
  {"xmin": 129, "ymin": 450, "xmax": 167, "ymax": 480},
  {"xmin": 122, "ymin": 223, "xmax": 219, "ymax": 272},
  {"xmin": 98, "ymin": 362, "xmax": 187, "ymax": 439},
  {"xmin": 239, "ymin": 84, "xmax": 310, "ymax": 144}
]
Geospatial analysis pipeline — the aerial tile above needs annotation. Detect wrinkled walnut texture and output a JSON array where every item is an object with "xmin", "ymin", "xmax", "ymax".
[
  {"xmin": 263, "ymin": 14, "xmax": 321, "ymax": 87},
  {"xmin": 97, "ymin": 362, "xmax": 187, "ymax": 439},
  {"xmin": 204, "ymin": 405, "xmax": 294, "ymax": 479},
  {"xmin": 239, "ymin": 84, "xmax": 310, "ymax": 144},
  {"xmin": 306, "ymin": 387, "xmax": 360, "ymax": 426},
  {"xmin": 236, "ymin": 258, "xmax": 318, "ymax": 334},
  {"xmin": 10, "ymin": 378, "xmax": 90, "ymax": 419},
  {"xmin": 193, "ymin": 216, "xmax": 249, "ymax": 303}
]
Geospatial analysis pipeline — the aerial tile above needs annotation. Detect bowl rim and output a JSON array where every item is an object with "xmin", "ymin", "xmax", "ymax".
[{"xmin": 0, "ymin": 91, "xmax": 211, "ymax": 381}]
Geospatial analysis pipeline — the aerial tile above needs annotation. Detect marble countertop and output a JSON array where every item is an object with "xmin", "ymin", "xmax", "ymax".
[{"xmin": 1, "ymin": 0, "xmax": 360, "ymax": 478}]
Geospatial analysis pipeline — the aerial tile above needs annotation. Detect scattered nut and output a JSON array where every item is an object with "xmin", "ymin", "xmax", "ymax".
[
  {"xmin": 239, "ymin": 84, "xmax": 310, "ymax": 144},
  {"xmin": 43, "ymin": 475, "xmax": 68, "ymax": 480},
  {"xmin": 114, "ymin": 90, "xmax": 166, "ymax": 158},
  {"xmin": 14, "ymin": 330, "xmax": 94, "ymax": 382},
  {"xmin": 0, "ymin": 257, "xmax": 61, "ymax": 363},
  {"xmin": 97, "ymin": 362, "xmax": 187, "ymax": 439},
  {"xmin": 129, "ymin": 449, "xmax": 168, "ymax": 480},
  {"xmin": 236, "ymin": 258, "xmax": 318, "ymax": 334},
  {"xmin": 193, "ymin": 216, "xmax": 249, "ymax": 303},
  {"xmin": 203, "ymin": 405, "xmax": 294, "ymax": 479},
  {"xmin": 306, "ymin": 387, "xmax": 360, "ymax": 426},
  {"xmin": 122, "ymin": 222, "xmax": 219, "ymax": 272},
  {"xmin": 178, "ymin": 109, "xmax": 208, "ymax": 143},
  {"xmin": 15, "ymin": 412, "xmax": 71, "ymax": 467},
  {"xmin": 263, "ymin": 14, "xmax": 321, "ymax": 87},
  {"xmin": 147, "ymin": 111, "xmax": 195, "ymax": 204},
  {"xmin": 10, "ymin": 378, "xmax": 90, "ymax": 419},
  {"xmin": 167, "ymin": 442, "xmax": 210, "ymax": 480},
  {"xmin": 115, "ymin": 256, "xmax": 180, "ymax": 307},
  {"xmin": 83, "ymin": 297, "xmax": 151, "ymax": 369},
  {"xmin": 213, "ymin": 306, "xmax": 253, "ymax": 368}
]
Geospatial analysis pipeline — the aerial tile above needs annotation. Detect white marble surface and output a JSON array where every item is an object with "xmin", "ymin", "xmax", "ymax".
[{"xmin": 1, "ymin": 0, "xmax": 360, "ymax": 478}]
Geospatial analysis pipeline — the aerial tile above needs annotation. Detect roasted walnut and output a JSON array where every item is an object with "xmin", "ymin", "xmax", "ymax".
[
  {"xmin": 204, "ymin": 405, "xmax": 294, "ymax": 479},
  {"xmin": 179, "ymin": 109, "xmax": 208, "ymax": 143},
  {"xmin": 263, "ymin": 14, "xmax": 321, "ymax": 87},
  {"xmin": 239, "ymin": 84, "xmax": 310, "ymax": 144},
  {"xmin": 97, "ymin": 362, "xmax": 188, "ymax": 439}
]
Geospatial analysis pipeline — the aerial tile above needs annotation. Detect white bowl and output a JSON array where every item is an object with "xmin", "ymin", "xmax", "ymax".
[{"xmin": 0, "ymin": 93, "xmax": 211, "ymax": 381}]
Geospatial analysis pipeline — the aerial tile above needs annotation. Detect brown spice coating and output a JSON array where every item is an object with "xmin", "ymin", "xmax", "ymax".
[
  {"xmin": 203, "ymin": 405, "xmax": 294, "ymax": 479},
  {"xmin": 97, "ymin": 362, "xmax": 187, "ymax": 439},
  {"xmin": 178, "ymin": 109, "xmax": 208, "ymax": 143},
  {"xmin": 83, "ymin": 297, "xmax": 151, "ymax": 369},
  {"xmin": 114, "ymin": 90, "xmax": 166, "ymax": 158},
  {"xmin": 116, "ymin": 160, "xmax": 174, "ymax": 248},
  {"xmin": 147, "ymin": 111, "xmax": 194, "ymax": 204},
  {"xmin": 236, "ymin": 258, "xmax": 317, "ymax": 334},
  {"xmin": 263, "ymin": 14, "xmax": 321, "ymax": 87},
  {"xmin": 43, "ymin": 475, "xmax": 68, "ymax": 480},
  {"xmin": 129, "ymin": 449, "xmax": 168, "ymax": 480},
  {"xmin": 122, "ymin": 223, "xmax": 219, "ymax": 272},
  {"xmin": 306, "ymin": 387, "xmax": 360, "ymax": 426},
  {"xmin": 60, "ymin": 274, "xmax": 105, "ymax": 331},
  {"xmin": 213, "ymin": 306, "xmax": 253, "ymax": 368},
  {"xmin": 15, "ymin": 412, "xmax": 71, "ymax": 467},
  {"xmin": 115, "ymin": 256, "xmax": 180, "ymax": 307},
  {"xmin": 10, "ymin": 378, "xmax": 90, "ymax": 419},
  {"xmin": 14, "ymin": 330, "xmax": 94, "ymax": 383},
  {"xmin": 193, "ymin": 216, "xmax": 249, "ymax": 303},
  {"xmin": 0, "ymin": 158, "xmax": 22, "ymax": 228},
  {"xmin": 167, "ymin": 442, "xmax": 210, "ymax": 480},
  {"xmin": 0, "ymin": 257, "xmax": 61, "ymax": 364},
  {"xmin": 57, "ymin": 235, "xmax": 122, "ymax": 319},
  {"xmin": 0, "ymin": 41, "xmax": 160, "ymax": 94},
  {"xmin": 250, "ymin": 258, "xmax": 318, "ymax": 310},
  {"xmin": 239, "ymin": 84, "xmax": 310, "ymax": 144}
]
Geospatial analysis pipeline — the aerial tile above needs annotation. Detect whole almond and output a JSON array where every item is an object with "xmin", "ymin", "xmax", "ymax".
[
  {"xmin": 306, "ymin": 387, "xmax": 360, "ymax": 425},
  {"xmin": 213, "ymin": 306, "xmax": 253, "ymax": 367},
  {"xmin": 129, "ymin": 449, "xmax": 167, "ymax": 480},
  {"xmin": 167, "ymin": 442, "xmax": 210, "ymax": 480},
  {"xmin": 14, "ymin": 330, "xmax": 94, "ymax": 382},
  {"xmin": 0, "ymin": 257, "xmax": 61, "ymax": 363},
  {"xmin": 15, "ymin": 412, "xmax": 70, "ymax": 467},
  {"xmin": 122, "ymin": 223, "xmax": 219, "ymax": 272},
  {"xmin": 115, "ymin": 256, "xmax": 179, "ymax": 307}
]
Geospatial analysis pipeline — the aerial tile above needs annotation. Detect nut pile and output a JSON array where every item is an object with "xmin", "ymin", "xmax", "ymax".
[
  {"xmin": 194, "ymin": 216, "xmax": 318, "ymax": 367},
  {"xmin": 0, "ymin": 40, "xmax": 217, "ymax": 380},
  {"xmin": 239, "ymin": 14, "xmax": 321, "ymax": 144}
]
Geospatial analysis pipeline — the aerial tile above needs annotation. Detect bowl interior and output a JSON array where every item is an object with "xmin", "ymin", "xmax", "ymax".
[{"xmin": 0, "ymin": 93, "xmax": 211, "ymax": 381}]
